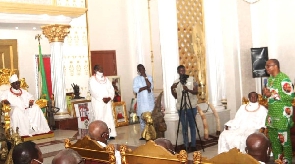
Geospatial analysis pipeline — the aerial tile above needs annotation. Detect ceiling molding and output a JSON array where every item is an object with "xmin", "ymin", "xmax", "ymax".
[{"xmin": 0, "ymin": 2, "xmax": 87, "ymax": 18}]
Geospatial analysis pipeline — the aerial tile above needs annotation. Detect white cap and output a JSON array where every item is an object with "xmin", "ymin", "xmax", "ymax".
[{"xmin": 9, "ymin": 74, "xmax": 18, "ymax": 84}]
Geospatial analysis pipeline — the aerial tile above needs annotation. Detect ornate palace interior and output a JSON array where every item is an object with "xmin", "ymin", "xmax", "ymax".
[{"xmin": 1, "ymin": 0, "xmax": 295, "ymax": 163}]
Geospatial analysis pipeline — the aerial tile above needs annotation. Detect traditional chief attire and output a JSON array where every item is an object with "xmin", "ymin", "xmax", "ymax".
[
  {"xmin": 218, "ymin": 102, "xmax": 268, "ymax": 154},
  {"xmin": 89, "ymin": 75, "xmax": 117, "ymax": 137},
  {"xmin": 265, "ymin": 72, "xmax": 294, "ymax": 163},
  {"xmin": 133, "ymin": 74, "xmax": 154, "ymax": 132},
  {"xmin": 97, "ymin": 141, "xmax": 121, "ymax": 164},
  {"xmin": 174, "ymin": 76, "xmax": 198, "ymax": 148},
  {"xmin": 0, "ymin": 74, "xmax": 50, "ymax": 136}
]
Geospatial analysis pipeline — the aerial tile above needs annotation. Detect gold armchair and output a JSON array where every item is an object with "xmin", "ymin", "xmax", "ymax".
[
  {"xmin": 193, "ymin": 148, "xmax": 259, "ymax": 164},
  {"xmin": 120, "ymin": 140, "xmax": 188, "ymax": 164},
  {"xmin": 65, "ymin": 136, "xmax": 116, "ymax": 164},
  {"xmin": 0, "ymin": 68, "xmax": 52, "ymax": 139}
]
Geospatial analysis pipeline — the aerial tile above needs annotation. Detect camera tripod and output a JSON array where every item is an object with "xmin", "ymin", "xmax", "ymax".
[{"xmin": 175, "ymin": 90, "xmax": 204, "ymax": 152}]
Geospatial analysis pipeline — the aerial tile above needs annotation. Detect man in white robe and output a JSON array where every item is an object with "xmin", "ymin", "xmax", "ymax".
[
  {"xmin": 218, "ymin": 92, "xmax": 268, "ymax": 154},
  {"xmin": 88, "ymin": 120, "xmax": 121, "ymax": 164},
  {"xmin": 0, "ymin": 74, "xmax": 50, "ymax": 136},
  {"xmin": 89, "ymin": 65, "xmax": 117, "ymax": 138}
]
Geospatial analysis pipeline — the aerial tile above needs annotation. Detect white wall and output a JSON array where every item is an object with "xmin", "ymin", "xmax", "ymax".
[
  {"xmin": 0, "ymin": 29, "xmax": 51, "ymax": 98},
  {"xmin": 251, "ymin": 0, "xmax": 295, "ymax": 82},
  {"xmin": 218, "ymin": 0, "xmax": 295, "ymax": 119},
  {"xmin": 88, "ymin": 0, "xmax": 136, "ymax": 109},
  {"xmin": 87, "ymin": 0, "xmax": 163, "ymax": 109}
]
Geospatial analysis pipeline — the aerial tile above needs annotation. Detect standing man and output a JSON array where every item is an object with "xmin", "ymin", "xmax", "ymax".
[
  {"xmin": 89, "ymin": 65, "xmax": 117, "ymax": 139},
  {"xmin": 171, "ymin": 65, "xmax": 198, "ymax": 151},
  {"xmin": 1, "ymin": 74, "xmax": 50, "ymax": 136},
  {"xmin": 133, "ymin": 64, "xmax": 154, "ymax": 140},
  {"xmin": 263, "ymin": 59, "xmax": 294, "ymax": 163}
]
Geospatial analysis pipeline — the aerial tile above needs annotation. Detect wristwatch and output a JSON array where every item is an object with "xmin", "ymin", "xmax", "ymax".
[{"xmin": 145, "ymin": 77, "xmax": 148, "ymax": 79}]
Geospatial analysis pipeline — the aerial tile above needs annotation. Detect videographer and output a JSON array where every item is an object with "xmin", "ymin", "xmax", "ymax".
[{"xmin": 171, "ymin": 65, "xmax": 198, "ymax": 151}]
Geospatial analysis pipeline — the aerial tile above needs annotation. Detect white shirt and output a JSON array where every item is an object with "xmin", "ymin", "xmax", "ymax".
[{"xmin": 97, "ymin": 141, "xmax": 121, "ymax": 164}]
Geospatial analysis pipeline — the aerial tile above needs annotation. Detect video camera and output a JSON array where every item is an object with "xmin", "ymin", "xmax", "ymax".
[{"xmin": 179, "ymin": 74, "xmax": 189, "ymax": 85}]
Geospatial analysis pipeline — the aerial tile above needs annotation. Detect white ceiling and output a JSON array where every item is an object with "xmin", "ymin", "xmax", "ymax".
[
  {"xmin": 0, "ymin": 23, "xmax": 44, "ymax": 30},
  {"xmin": 0, "ymin": 13, "xmax": 72, "ymax": 30}
]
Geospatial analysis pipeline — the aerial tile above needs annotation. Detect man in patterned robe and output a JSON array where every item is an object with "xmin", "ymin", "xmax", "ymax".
[{"xmin": 263, "ymin": 59, "xmax": 294, "ymax": 163}]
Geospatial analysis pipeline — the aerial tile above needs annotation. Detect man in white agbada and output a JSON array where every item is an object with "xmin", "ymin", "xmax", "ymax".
[
  {"xmin": 218, "ymin": 92, "xmax": 268, "ymax": 154},
  {"xmin": 89, "ymin": 65, "xmax": 117, "ymax": 139},
  {"xmin": 0, "ymin": 74, "xmax": 50, "ymax": 136}
]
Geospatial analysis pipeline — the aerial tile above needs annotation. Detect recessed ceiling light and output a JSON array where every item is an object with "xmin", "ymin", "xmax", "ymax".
[
  {"xmin": 33, "ymin": 27, "xmax": 36, "ymax": 30},
  {"xmin": 15, "ymin": 27, "xmax": 18, "ymax": 30}
]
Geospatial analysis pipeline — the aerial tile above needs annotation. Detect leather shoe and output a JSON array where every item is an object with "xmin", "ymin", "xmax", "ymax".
[
  {"xmin": 190, "ymin": 147, "xmax": 197, "ymax": 152},
  {"xmin": 109, "ymin": 137, "xmax": 115, "ymax": 140},
  {"xmin": 139, "ymin": 137, "xmax": 145, "ymax": 140}
]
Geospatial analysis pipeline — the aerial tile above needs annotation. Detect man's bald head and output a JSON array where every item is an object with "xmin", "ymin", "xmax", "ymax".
[
  {"xmin": 88, "ymin": 120, "xmax": 109, "ymax": 143},
  {"xmin": 246, "ymin": 132, "xmax": 269, "ymax": 149},
  {"xmin": 246, "ymin": 132, "xmax": 270, "ymax": 162},
  {"xmin": 52, "ymin": 149, "xmax": 83, "ymax": 164}
]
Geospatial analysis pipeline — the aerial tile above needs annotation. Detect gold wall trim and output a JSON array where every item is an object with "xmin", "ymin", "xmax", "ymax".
[
  {"xmin": 0, "ymin": 2, "xmax": 87, "ymax": 18},
  {"xmin": 177, "ymin": 0, "xmax": 207, "ymax": 102}
]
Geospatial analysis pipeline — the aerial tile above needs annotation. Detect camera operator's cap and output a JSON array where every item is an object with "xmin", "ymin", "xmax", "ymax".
[{"xmin": 9, "ymin": 74, "xmax": 18, "ymax": 84}]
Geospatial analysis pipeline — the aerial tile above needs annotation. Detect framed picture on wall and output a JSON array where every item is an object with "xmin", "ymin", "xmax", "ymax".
[
  {"xmin": 107, "ymin": 76, "xmax": 121, "ymax": 102},
  {"xmin": 112, "ymin": 101, "xmax": 129, "ymax": 127}
]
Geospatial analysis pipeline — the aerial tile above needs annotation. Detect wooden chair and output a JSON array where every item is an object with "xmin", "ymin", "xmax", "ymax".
[
  {"xmin": 120, "ymin": 140, "xmax": 188, "ymax": 164},
  {"xmin": 65, "ymin": 136, "xmax": 116, "ymax": 164},
  {"xmin": 192, "ymin": 148, "xmax": 260, "ymax": 164}
]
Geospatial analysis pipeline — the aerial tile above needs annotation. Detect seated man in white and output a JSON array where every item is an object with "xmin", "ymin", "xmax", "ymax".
[
  {"xmin": 0, "ymin": 74, "xmax": 50, "ymax": 136},
  {"xmin": 88, "ymin": 120, "xmax": 121, "ymax": 164},
  {"xmin": 218, "ymin": 92, "xmax": 268, "ymax": 154}
]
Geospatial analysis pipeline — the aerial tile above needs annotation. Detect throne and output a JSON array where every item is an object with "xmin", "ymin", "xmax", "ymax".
[{"xmin": 0, "ymin": 68, "xmax": 54, "ymax": 141}]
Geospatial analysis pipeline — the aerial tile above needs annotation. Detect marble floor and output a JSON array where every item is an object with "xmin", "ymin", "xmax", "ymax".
[
  {"xmin": 35, "ymin": 124, "xmax": 217, "ymax": 164},
  {"xmin": 33, "ymin": 123, "xmax": 294, "ymax": 164}
]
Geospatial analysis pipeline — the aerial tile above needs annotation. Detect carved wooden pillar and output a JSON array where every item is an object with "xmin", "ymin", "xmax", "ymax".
[{"xmin": 42, "ymin": 24, "xmax": 71, "ymax": 118}]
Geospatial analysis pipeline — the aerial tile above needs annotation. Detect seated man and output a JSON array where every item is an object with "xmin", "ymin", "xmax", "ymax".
[
  {"xmin": 12, "ymin": 141, "xmax": 43, "ymax": 164},
  {"xmin": 0, "ymin": 74, "xmax": 50, "ymax": 136},
  {"xmin": 52, "ymin": 149, "xmax": 84, "ymax": 164},
  {"xmin": 218, "ymin": 92, "xmax": 268, "ymax": 154},
  {"xmin": 154, "ymin": 138, "xmax": 176, "ymax": 155},
  {"xmin": 245, "ymin": 132, "xmax": 270, "ymax": 163},
  {"xmin": 88, "ymin": 120, "xmax": 121, "ymax": 164}
]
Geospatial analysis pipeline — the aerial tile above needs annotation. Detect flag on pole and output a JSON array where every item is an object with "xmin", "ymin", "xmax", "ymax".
[{"xmin": 38, "ymin": 43, "xmax": 49, "ymax": 101}]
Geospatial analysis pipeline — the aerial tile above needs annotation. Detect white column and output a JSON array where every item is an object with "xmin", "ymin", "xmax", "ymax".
[
  {"xmin": 42, "ymin": 24, "xmax": 71, "ymax": 119},
  {"xmin": 158, "ymin": 0, "xmax": 182, "ymax": 144},
  {"xmin": 50, "ymin": 42, "xmax": 69, "ymax": 118},
  {"xmin": 134, "ymin": 0, "xmax": 145, "ymax": 64},
  {"xmin": 204, "ymin": 0, "xmax": 226, "ymax": 110}
]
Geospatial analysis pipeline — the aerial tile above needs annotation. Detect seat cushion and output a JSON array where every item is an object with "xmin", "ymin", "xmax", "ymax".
[{"xmin": 0, "ymin": 84, "xmax": 10, "ymax": 99}]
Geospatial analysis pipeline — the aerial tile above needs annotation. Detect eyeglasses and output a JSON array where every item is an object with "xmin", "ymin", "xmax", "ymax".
[
  {"xmin": 265, "ymin": 64, "xmax": 275, "ymax": 68},
  {"xmin": 101, "ymin": 128, "xmax": 111, "ymax": 138},
  {"xmin": 78, "ymin": 158, "xmax": 86, "ymax": 164},
  {"xmin": 32, "ymin": 159, "xmax": 43, "ymax": 164}
]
